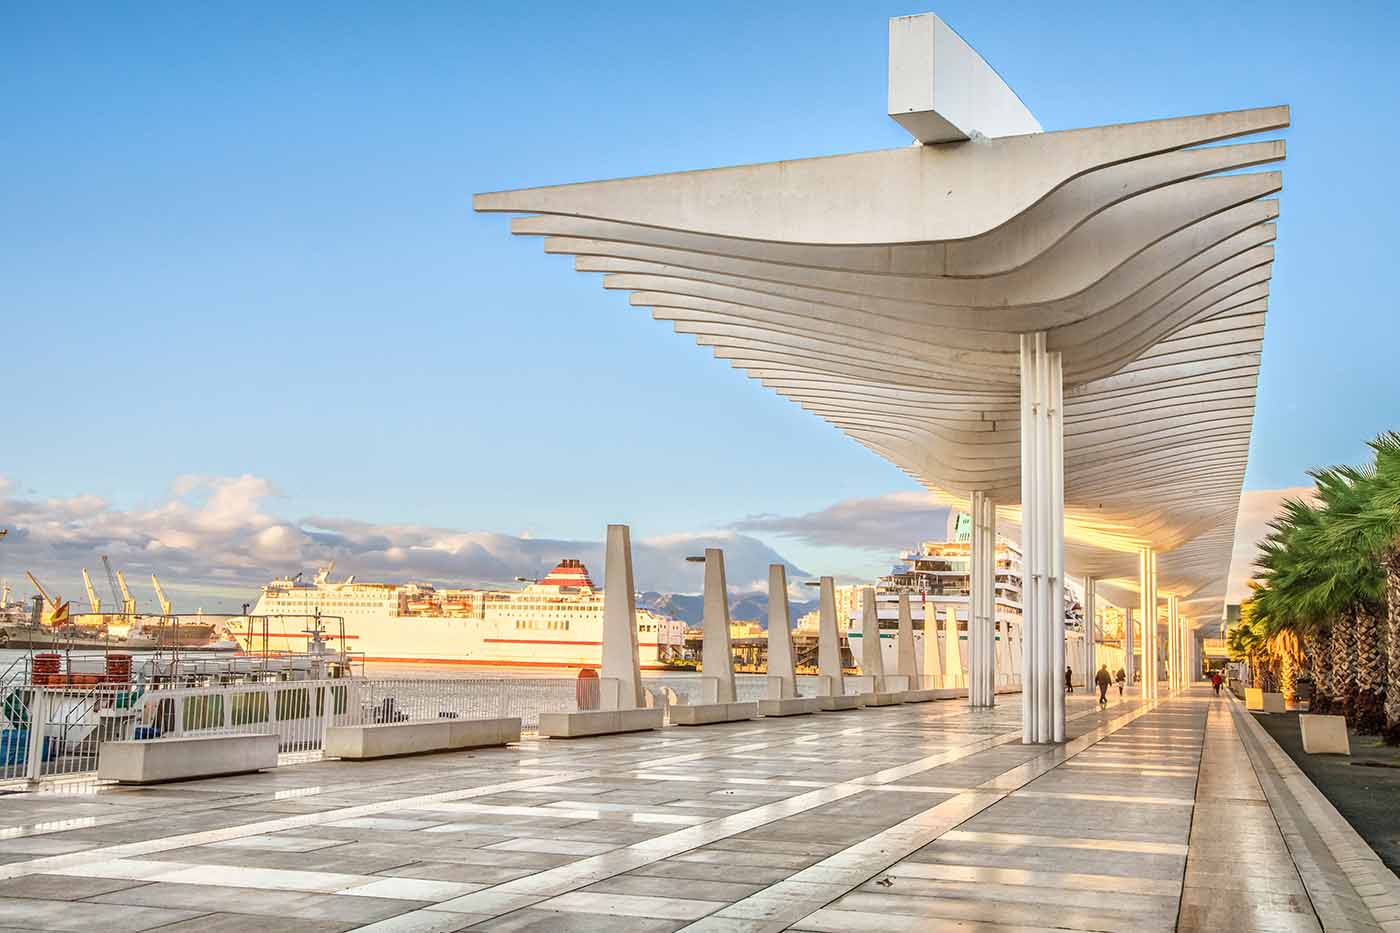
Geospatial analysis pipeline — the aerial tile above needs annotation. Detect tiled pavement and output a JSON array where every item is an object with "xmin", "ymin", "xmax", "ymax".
[{"xmin": 1, "ymin": 686, "xmax": 1396, "ymax": 931}]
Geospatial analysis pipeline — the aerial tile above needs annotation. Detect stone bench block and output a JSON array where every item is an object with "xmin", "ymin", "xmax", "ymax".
[
  {"xmin": 817, "ymin": 695, "xmax": 864, "ymax": 711},
  {"xmin": 1299, "ymin": 714, "xmax": 1350, "ymax": 755},
  {"xmin": 1245, "ymin": 687, "xmax": 1265, "ymax": 710},
  {"xmin": 326, "ymin": 717, "xmax": 522, "ymax": 760},
  {"xmin": 857, "ymin": 691, "xmax": 907, "ymax": 707},
  {"xmin": 1262, "ymin": 692, "xmax": 1286, "ymax": 713},
  {"xmin": 902, "ymin": 687, "xmax": 956, "ymax": 703},
  {"xmin": 538, "ymin": 707, "xmax": 663, "ymax": 738},
  {"xmin": 98, "ymin": 732, "xmax": 279, "ymax": 784},
  {"xmin": 757, "ymin": 697, "xmax": 821, "ymax": 717},
  {"xmin": 670, "ymin": 701, "xmax": 759, "ymax": 726}
]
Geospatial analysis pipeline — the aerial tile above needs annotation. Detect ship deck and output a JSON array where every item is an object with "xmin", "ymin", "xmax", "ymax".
[{"xmin": 0, "ymin": 686, "xmax": 1395, "ymax": 931}]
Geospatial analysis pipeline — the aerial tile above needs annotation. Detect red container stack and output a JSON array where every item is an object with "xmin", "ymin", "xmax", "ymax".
[
  {"xmin": 105, "ymin": 653, "xmax": 133, "ymax": 684},
  {"xmin": 31, "ymin": 653, "xmax": 61, "ymax": 686}
]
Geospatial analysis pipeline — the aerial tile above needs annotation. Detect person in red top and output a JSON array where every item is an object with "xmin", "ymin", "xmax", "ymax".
[{"xmin": 1210, "ymin": 671, "xmax": 1224, "ymax": 696}]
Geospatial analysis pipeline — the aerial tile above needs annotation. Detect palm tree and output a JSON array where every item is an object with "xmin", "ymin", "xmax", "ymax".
[
  {"xmin": 1309, "ymin": 463, "xmax": 1388, "ymax": 733},
  {"xmin": 1326, "ymin": 433, "xmax": 1400, "ymax": 742},
  {"xmin": 1253, "ymin": 497, "xmax": 1332, "ymax": 708},
  {"xmin": 1304, "ymin": 624, "xmax": 1335, "ymax": 715},
  {"xmin": 1227, "ymin": 600, "xmax": 1275, "ymax": 690}
]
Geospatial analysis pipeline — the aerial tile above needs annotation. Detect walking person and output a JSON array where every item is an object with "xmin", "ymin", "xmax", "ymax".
[
  {"xmin": 1210, "ymin": 670, "xmax": 1223, "ymax": 696},
  {"xmin": 1064, "ymin": 666, "xmax": 1074, "ymax": 694},
  {"xmin": 1115, "ymin": 667, "xmax": 1126, "ymax": 697},
  {"xmin": 1095, "ymin": 664, "xmax": 1112, "ymax": 708}
]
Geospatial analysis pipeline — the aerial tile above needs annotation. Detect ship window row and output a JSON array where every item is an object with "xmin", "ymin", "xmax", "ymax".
[{"xmin": 515, "ymin": 620, "xmax": 571, "ymax": 631}]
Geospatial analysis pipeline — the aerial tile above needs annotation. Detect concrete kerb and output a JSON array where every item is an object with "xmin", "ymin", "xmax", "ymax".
[{"xmin": 1226, "ymin": 690, "xmax": 1400, "ymax": 929}]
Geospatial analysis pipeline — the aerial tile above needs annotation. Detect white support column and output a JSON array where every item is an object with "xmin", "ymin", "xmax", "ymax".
[
  {"xmin": 1139, "ymin": 547, "xmax": 1158, "ymax": 700},
  {"xmin": 1167, "ymin": 595, "xmax": 1180, "ymax": 692},
  {"xmin": 602, "ymin": 524, "xmax": 644, "ymax": 710},
  {"xmin": 701, "ymin": 548, "xmax": 737, "ymax": 704},
  {"xmin": 817, "ymin": 576, "xmax": 844, "ymax": 697},
  {"xmin": 860, "ymin": 586, "xmax": 886, "ymax": 689},
  {"xmin": 896, "ymin": 591, "xmax": 917, "ymax": 684},
  {"xmin": 1083, "ymin": 576, "xmax": 1098, "ymax": 692},
  {"xmin": 1019, "ymin": 332, "xmax": 1066, "ymax": 743},
  {"xmin": 1124, "ymin": 607, "xmax": 1135, "ymax": 687},
  {"xmin": 766, "ymin": 564, "xmax": 797, "ymax": 700},
  {"xmin": 969, "ymin": 490, "xmax": 997, "ymax": 708}
]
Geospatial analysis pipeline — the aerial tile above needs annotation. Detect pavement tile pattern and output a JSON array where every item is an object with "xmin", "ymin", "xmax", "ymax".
[{"xmin": 0, "ymin": 686, "xmax": 1393, "ymax": 931}]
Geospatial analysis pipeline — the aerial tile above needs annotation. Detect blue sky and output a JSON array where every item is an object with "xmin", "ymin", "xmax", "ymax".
[{"xmin": 2, "ymin": 1, "xmax": 1397, "ymax": 603}]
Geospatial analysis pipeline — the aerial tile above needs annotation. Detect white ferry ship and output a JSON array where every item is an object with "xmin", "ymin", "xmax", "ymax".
[
  {"xmin": 815, "ymin": 511, "xmax": 1083, "ymax": 676},
  {"xmin": 238, "ymin": 560, "xmax": 687, "ymax": 669}
]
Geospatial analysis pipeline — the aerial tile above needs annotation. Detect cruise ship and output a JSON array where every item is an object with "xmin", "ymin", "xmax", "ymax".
[
  {"xmin": 239, "ymin": 560, "xmax": 688, "ymax": 669},
  {"xmin": 811, "ymin": 511, "xmax": 1083, "ymax": 675}
]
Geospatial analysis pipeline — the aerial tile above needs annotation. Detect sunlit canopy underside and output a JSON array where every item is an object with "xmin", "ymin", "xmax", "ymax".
[{"xmin": 476, "ymin": 106, "xmax": 1288, "ymax": 623}]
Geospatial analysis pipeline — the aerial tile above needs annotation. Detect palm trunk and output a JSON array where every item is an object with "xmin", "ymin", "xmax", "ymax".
[
  {"xmin": 1279, "ymin": 653, "xmax": 1297, "ymax": 706},
  {"xmin": 1385, "ymin": 556, "xmax": 1400, "ymax": 745},
  {"xmin": 1333, "ymin": 610, "xmax": 1357, "ymax": 723},
  {"xmin": 1354, "ymin": 605, "xmax": 1386, "ymax": 734},
  {"xmin": 1307, "ymin": 627, "xmax": 1334, "ymax": 714}
]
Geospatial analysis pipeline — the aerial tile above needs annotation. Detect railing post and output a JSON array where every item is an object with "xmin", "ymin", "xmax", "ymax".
[
  {"xmin": 25, "ymin": 690, "xmax": 51, "ymax": 783},
  {"xmin": 319, "ymin": 680, "xmax": 334, "ymax": 753},
  {"xmin": 172, "ymin": 690, "xmax": 185, "ymax": 737}
]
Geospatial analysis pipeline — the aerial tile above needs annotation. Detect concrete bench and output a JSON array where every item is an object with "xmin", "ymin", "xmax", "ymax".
[
  {"xmin": 758, "ymin": 696, "xmax": 822, "ymax": 717},
  {"xmin": 902, "ymin": 687, "xmax": 957, "ymax": 703},
  {"xmin": 538, "ymin": 707, "xmax": 663, "ymax": 738},
  {"xmin": 670, "ymin": 701, "xmax": 758, "ymax": 726},
  {"xmin": 326, "ymin": 717, "xmax": 521, "ymax": 760},
  {"xmin": 856, "ymin": 691, "xmax": 907, "ymax": 707},
  {"xmin": 98, "ymin": 732, "xmax": 279, "ymax": 784},
  {"xmin": 817, "ymin": 694, "xmax": 864, "ymax": 711}
]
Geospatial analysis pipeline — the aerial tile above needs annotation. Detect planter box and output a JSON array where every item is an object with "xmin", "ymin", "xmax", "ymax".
[
  {"xmin": 817, "ymin": 695, "xmax": 864, "ymax": 711},
  {"xmin": 1245, "ymin": 687, "xmax": 1265, "ymax": 710},
  {"xmin": 1299, "ymin": 714, "xmax": 1350, "ymax": 755}
]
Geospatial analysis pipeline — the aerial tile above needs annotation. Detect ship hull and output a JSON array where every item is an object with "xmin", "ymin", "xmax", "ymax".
[{"xmin": 233, "ymin": 613, "xmax": 684, "ymax": 671}]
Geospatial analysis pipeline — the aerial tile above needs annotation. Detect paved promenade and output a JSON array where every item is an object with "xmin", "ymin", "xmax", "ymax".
[{"xmin": 1, "ymin": 687, "xmax": 1397, "ymax": 932}]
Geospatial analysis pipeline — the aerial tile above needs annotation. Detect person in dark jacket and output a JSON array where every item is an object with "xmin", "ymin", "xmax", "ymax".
[
  {"xmin": 1114, "ymin": 668, "xmax": 1126, "ymax": 697},
  {"xmin": 1095, "ymin": 665, "xmax": 1113, "ymax": 707},
  {"xmin": 1064, "ymin": 667, "xmax": 1074, "ymax": 693}
]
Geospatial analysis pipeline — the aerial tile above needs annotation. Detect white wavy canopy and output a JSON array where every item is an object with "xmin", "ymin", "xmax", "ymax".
[{"xmin": 476, "ymin": 106, "xmax": 1288, "ymax": 624}]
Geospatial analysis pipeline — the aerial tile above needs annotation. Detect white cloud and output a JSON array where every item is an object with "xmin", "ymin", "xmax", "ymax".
[
  {"xmin": 0, "ymin": 475, "xmax": 806, "ymax": 612},
  {"xmin": 1225, "ymin": 485, "xmax": 1316, "ymax": 603},
  {"xmin": 731, "ymin": 491, "xmax": 950, "ymax": 552}
]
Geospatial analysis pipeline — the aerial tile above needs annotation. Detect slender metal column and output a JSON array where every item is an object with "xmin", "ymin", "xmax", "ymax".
[
  {"xmin": 1167, "ymin": 595, "xmax": 1180, "ymax": 692},
  {"xmin": 1082, "ymin": 577, "xmax": 1098, "ymax": 694},
  {"xmin": 1124, "ymin": 607, "xmax": 1135, "ymax": 686},
  {"xmin": 969, "ymin": 490, "xmax": 997, "ymax": 708},
  {"xmin": 1139, "ymin": 548, "xmax": 1158, "ymax": 700},
  {"xmin": 1019, "ymin": 333, "xmax": 1065, "ymax": 743}
]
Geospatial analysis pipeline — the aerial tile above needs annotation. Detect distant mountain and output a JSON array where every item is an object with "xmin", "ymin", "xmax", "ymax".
[{"xmin": 638, "ymin": 591, "xmax": 819, "ymax": 629}]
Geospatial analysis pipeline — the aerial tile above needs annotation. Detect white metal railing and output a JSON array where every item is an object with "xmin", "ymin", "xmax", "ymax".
[{"xmin": 0, "ymin": 677, "xmax": 590, "ymax": 784}]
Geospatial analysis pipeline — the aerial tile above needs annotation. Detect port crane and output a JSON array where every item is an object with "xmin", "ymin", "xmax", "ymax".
[
  {"xmin": 115, "ymin": 570, "xmax": 136, "ymax": 616},
  {"xmin": 24, "ymin": 571, "xmax": 59, "ymax": 612},
  {"xmin": 151, "ymin": 575, "xmax": 173, "ymax": 618},
  {"xmin": 101, "ymin": 556, "xmax": 133, "ymax": 616},
  {"xmin": 81, "ymin": 568, "xmax": 102, "ymax": 614},
  {"xmin": 24, "ymin": 571, "xmax": 70, "ymax": 625}
]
